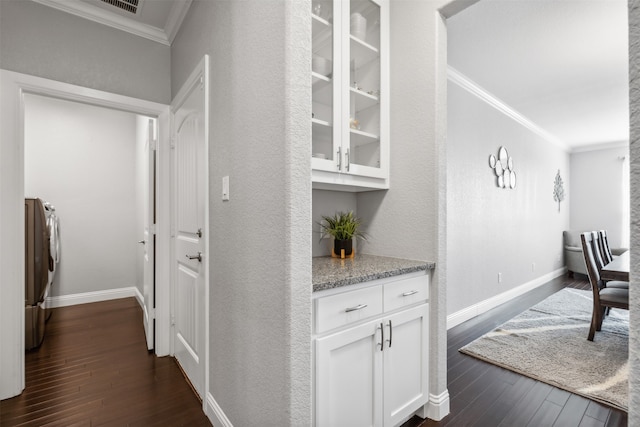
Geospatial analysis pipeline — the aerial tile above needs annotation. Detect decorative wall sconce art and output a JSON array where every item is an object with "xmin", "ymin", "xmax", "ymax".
[
  {"xmin": 488, "ymin": 146, "xmax": 516, "ymax": 189},
  {"xmin": 553, "ymin": 169, "xmax": 565, "ymax": 212}
]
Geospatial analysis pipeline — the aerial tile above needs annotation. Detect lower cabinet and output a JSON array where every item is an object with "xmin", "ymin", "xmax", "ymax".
[{"xmin": 313, "ymin": 273, "xmax": 429, "ymax": 427}]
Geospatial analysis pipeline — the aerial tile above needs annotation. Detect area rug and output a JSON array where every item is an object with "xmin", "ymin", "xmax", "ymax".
[{"xmin": 459, "ymin": 288, "xmax": 629, "ymax": 411}]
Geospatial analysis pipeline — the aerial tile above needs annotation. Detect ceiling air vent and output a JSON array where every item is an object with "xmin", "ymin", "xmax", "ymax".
[{"xmin": 99, "ymin": 0, "xmax": 139, "ymax": 14}]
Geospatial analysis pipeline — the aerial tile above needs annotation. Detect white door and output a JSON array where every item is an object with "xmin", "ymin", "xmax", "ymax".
[
  {"xmin": 383, "ymin": 304, "xmax": 429, "ymax": 426},
  {"xmin": 171, "ymin": 58, "xmax": 208, "ymax": 398},
  {"xmin": 142, "ymin": 118, "xmax": 156, "ymax": 350},
  {"xmin": 315, "ymin": 319, "xmax": 383, "ymax": 427}
]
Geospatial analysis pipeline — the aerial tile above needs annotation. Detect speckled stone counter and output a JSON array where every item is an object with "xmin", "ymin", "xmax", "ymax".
[{"xmin": 313, "ymin": 254, "xmax": 435, "ymax": 292}]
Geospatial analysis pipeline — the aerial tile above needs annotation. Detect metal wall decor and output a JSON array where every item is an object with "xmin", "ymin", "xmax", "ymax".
[
  {"xmin": 553, "ymin": 169, "xmax": 565, "ymax": 212},
  {"xmin": 488, "ymin": 146, "xmax": 516, "ymax": 189}
]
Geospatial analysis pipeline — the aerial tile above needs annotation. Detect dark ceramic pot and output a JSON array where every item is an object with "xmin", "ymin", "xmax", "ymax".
[{"xmin": 334, "ymin": 239, "xmax": 353, "ymax": 256}]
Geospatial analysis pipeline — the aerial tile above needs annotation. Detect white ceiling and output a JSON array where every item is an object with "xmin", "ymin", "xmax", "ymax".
[
  {"xmin": 447, "ymin": 0, "xmax": 629, "ymax": 152},
  {"xmin": 33, "ymin": 0, "xmax": 191, "ymax": 45}
]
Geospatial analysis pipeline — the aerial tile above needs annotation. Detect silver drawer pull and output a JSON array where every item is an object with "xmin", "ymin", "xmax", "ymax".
[
  {"xmin": 345, "ymin": 303, "xmax": 368, "ymax": 313},
  {"xmin": 402, "ymin": 290, "xmax": 419, "ymax": 297}
]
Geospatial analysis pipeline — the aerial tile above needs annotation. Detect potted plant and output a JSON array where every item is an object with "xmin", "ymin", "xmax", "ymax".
[{"xmin": 319, "ymin": 211, "xmax": 367, "ymax": 258}]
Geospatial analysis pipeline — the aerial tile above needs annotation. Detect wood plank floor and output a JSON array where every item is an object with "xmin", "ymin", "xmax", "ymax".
[
  {"xmin": 403, "ymin": 274, "xmax": 628, "ymax": 427},
  {"xmin": 1, "ymin": 275, "xmax": 629, "ymax": 426},
  {"xmin": 0, "ymin": 298, "xmax": 211, "ymax": 427}
]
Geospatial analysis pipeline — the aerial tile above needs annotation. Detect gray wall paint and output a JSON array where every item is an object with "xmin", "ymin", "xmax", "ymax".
[
  {"xmin": 24, "ymin": 94, "xmax": 139, "ymax": 297},
  {"xmin": 628, "ymin": 1, "xmax": 639, "ymax": 424},
  {"xmin": 0, "ymin": 0, "xmax": 170, "ymax": 104},
  {"xmin": 171, "ymin": 1, "xmax": 311, "ymax": 425},
  {"xmin": 570, "ymin": 146, "xmax": 630, "ymax": 249},
  {"xmin": 446, "ymin": 80, "xmax": 570, "ymax": 315}
]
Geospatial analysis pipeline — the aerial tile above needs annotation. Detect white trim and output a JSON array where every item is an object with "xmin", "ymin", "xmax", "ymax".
[
  {"xmin": 31, "ymin": 0, "xmax": 192, "ymax": 46},
  {"xmin": 135, "ymin": 286, "xmax": 145, "ymax": 307},
  {"xmin": 570, "ymin": 139, "xmax": 629, "ymax": 153},
  {"xmin": 205, "ymin": 392, "xmax": 233, "ymax": 427},
  {"xmin": 447, "ymin": 267, "xmax": 568, "ymax": 330},
  {"xmin": 447, "ymin": 66, "xmax": 570, "ymax": 152},
  {"xmin": 425, "ymin": 390, "xmax": 451, "ymax": 422},
  {"xmin": 45, "ymin": 287, "xmax": 139, "ymax": 308}
]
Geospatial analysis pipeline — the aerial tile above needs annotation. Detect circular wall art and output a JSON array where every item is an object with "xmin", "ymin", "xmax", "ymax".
[{"xmin": 488, "ymin": 146, "xmax": 516, "ymax": 189}]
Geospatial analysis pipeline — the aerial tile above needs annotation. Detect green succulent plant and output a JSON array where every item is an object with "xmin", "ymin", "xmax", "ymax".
[{"xmin": 319, "ymin": 211, "xmax": 367, "ymax": 242}]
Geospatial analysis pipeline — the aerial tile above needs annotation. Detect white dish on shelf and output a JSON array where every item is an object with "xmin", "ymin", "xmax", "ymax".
[{"xmin": 312, "ymin": 56, "xmax": 332, "ymax": 77}]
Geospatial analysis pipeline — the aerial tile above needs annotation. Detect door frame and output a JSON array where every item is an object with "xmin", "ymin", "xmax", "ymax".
[
  {"xmin": 169, "ymin": 54, "xmax": 210, "ymax": 402},
  {"xmin": 0, "ymin": 69, "xmax": 172, "ymax": 399}
]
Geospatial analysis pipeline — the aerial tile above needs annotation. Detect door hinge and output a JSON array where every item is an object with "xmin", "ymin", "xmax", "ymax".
[
  {"xmin": 170, "ymin": 137, "xmax": 176, "ymax": 149},
  {"xmin": 150, "ymin": 138, "xmax": 158, "ymax": 151},
  {"xmin": 149, "ymin": 308, "xmax": 155, "ymax": 319},
  {"xmin": 150, "ymin": 224, "xmax": 156, "ymax": 234},
  {"xmin": 171, "ymin": 315, "xmax": 176, "ymax": 326}
]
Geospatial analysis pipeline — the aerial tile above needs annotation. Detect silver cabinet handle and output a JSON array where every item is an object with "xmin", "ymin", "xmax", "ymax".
[
  {"xmin": 186, "ymin": 252, "xmax": 202, "ymax": 262},
  {"xmin": 402, "ymin": 290, "xmax": 419, "ymax": 297},
  {"xmin": 345, "ymin": 148, "xmax": 350, "ymax": 172},
  {"xmin": 138, "ymin": 240, "xmax": 146, "ymax": 245},
  {"xmin": 378, "ymin": 322, "xmax": 384, "ymax": 352},
  {"xmin": 386, "ymin": 320, "xmax": 393, "ymax": 348},
  {"xmin": 337, "ymin": 147, "xmax": 342, "ymax": 171},
  {"xmin": 345, "ymin": 303, "xmax": 367, "ymax": 313}
]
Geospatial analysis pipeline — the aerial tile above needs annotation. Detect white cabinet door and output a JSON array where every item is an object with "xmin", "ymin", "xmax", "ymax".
[
  {"xmin": 311, "ymin": 0, "xmax": 389, "ymax": 191},
  {"xmin": 383, "ymin": 304, "xmax": 429, "ymax": 427},
  {"xmin": 316, "ymin": 319, "xmax": 384, "ymax": 427}
]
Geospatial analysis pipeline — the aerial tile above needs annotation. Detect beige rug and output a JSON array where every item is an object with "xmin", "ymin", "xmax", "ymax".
[{"xmin": 459, "ymin": 288, "xmax": 628, "ymax": 411}]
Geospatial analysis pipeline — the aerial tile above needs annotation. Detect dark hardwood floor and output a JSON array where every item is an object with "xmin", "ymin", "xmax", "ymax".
[
  {"xmin": 0, "ymin": 298, "xmax": 211, "ymax": 427},
  {"xmin": 403, "ymin": 274, "xmax": 628, "ymax": 427},
  {"xmin": 1, "ymin": 275, "xmax": 629, "ymax": 426}
]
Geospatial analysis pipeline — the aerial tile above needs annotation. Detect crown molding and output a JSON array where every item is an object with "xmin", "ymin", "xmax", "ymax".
[
  {"xmin": 448, "ymin": 66, "xmax": 570, "ymax": 152},
  {"xmin": 32, "ymin": 0, "xmax": 191, "ymax": 46},
  {"xmin": 570, "ymin": 139, "xmax": 629, "ymax": 153},
  {"xmin": 165, "ymin": 0, "xmax": 193, "ymax": 43}
]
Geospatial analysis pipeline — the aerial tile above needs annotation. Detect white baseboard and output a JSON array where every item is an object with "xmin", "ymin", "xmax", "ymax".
[
  {"xmin": 205, "ymin": 392, "xmax": 233, "ymax": 427},
  {"xmin": 425, "ymin": 390, "xmax": 450, "ymax": 421},
  {"xmin": 45, "ymin": 286, "xmax": 141, "ymax": 308},
  {"xmin": 447, "ymin": 267, "xmax": 567, "ymax": 330}
]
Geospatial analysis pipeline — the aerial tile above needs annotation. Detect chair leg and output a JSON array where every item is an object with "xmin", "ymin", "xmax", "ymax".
[
  {"xmin": 597, "ymin": 307, "xmax": 606, "ymax": 331},
  {"xmin": 588, "ymin": 311, "xmax": 597, "ymax": 341}
]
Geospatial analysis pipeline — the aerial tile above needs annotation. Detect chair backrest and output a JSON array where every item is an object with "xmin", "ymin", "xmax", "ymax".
[
  {"xmin": 598, "ymin": 230, "xmax": 613, "ymax": 264},
  {"xmin": 581, "ymin": 232, "xmax": 604, "ymax": 305},
  {"xmin": 591, "ymin": 231, "xmax": 607, "ymax": 272}
]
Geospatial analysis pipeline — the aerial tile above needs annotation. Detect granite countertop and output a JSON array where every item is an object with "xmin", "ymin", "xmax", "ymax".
[{"xmin": 313, "ymin": 254, "xmax": 436, "ymax": 292}]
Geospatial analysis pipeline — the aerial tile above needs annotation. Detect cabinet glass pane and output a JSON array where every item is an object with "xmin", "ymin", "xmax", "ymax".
[
  {"xmin": 312, "ymin": 1, "xmax": 335, "ymax": 163},
  {"xmin": 349, "ymin": 0, "xmax": 380, "ymax": 169}
]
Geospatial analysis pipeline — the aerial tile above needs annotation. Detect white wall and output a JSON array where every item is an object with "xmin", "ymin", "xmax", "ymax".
[
  {"xmin": 0, "ymin": 0, "xmax": 170, "ymax": 103},
  {"xmin": 171, "ymin": 1, "xmax": 311, "ymax": 425},
  {"xmin": 570, "ymin": 146, "xmax": 629, "ymax": 249},
  {"xmin": 446, "ymin": 79, "xmax": 570, "ymax": 316},
  {"xmin": 24, "ymin": 94, "xmax": 139, "ymax": 297}
]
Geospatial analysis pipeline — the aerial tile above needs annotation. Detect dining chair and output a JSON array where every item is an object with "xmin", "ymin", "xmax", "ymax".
[
  {"xmin": 580, "ymin": 232, "xmax": 629, "ymax": 341},
  {"xmin": 598, "ymin": 230, "xmax": 614, "ymax": 264},
  {"xmin": 590, "ymin": 232, "xmax": 628, "ymax": 289}
]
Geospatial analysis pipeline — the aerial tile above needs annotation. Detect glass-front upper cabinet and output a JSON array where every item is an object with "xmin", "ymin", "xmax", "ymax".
[{"xmin": 312, "ymin": 0, "xmax": 388, "ymax": 191}]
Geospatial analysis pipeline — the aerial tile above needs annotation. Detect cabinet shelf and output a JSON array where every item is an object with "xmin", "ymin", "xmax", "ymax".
[
  {"xmin": 350, "ymin": 36, "xmax": 379, "ymax": 66},
  {"xmin": 350, "ymin": 87, "xmax": 379, "ymax": 112},
  {"xmin": 313, "ymin": 72, "xmax": 332, "ymax": 85},
  {"xmin": 350, "ymin": 128, "xmax": 379, "ymax": 147}
]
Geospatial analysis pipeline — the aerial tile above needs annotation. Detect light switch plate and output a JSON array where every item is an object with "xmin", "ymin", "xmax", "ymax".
[{"xmin": 222, "ymin": 176, "xmax": 229, "ymax": 201}]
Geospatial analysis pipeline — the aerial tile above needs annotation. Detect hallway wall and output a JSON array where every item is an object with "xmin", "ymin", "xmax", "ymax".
[{"xmin": 24, "ymin": 94, "xmax": 139, "ymax": 298}]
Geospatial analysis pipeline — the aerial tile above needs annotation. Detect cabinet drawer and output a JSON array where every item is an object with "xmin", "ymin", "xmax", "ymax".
[
  {"xmin": 383, "ymin": 274, "xmax": 428, "ymax": 312},
  {"xmin": 315, "ymin": 286, "xmax": 383, "ymax": 334}
]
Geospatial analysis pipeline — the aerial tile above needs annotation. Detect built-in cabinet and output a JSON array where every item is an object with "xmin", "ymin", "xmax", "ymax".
[
  {"xmin": 313, "ymin": 272, "xmax": 429, "ymax": 426},
  {"xmin": 311, "ymin": 0, "xmax": 389, "ymax": 191}
]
